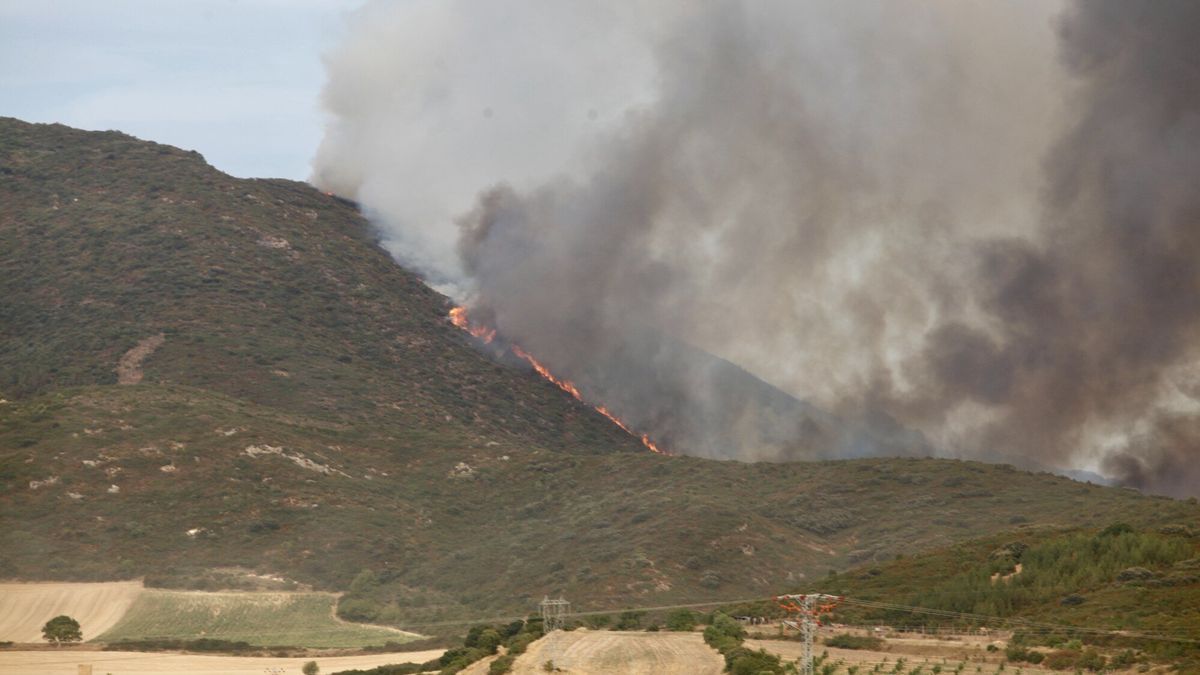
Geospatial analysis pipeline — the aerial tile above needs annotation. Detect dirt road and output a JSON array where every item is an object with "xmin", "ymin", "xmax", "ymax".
[
  {"xmin": 0, "ymin": 649, "xmax": 445, "ymax": 675},
  {"xmin": 512, "ymin": 630, "xmax": 722, "ymax": 675},
  {"xmin": 0, "ymin": 581, "xmax": 144, "ymax": 642}
]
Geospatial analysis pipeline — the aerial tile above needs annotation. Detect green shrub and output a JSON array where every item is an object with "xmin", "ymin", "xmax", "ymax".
[
  {"xmin": 1042, "ymin": 650, "xmax": 1079, "ymax": 670},
  {"xmin": 582, "ymin": 614, "xmax": 611, "ymax": 629},
  {"xmin": 1005, "ymin": 645, "xmax": 1043, "ymax": 664},
  {"xmin": 665, "ymin": 609, "xmax": 697, "ymax": 631},
  {"xmin": 728, "ymin": 648, "xmax": 786, "ymax": 675},
  {"xmin": 488, "ymin": 654, "xmax": 515, "ymax": 675},
  {"xmin": 826, "ymin": 633, "xmax": 884, "ymax": 650},
  {"xmin": 615, "ymin": 611, "xmax": 644, "ymax": 630},
  {"xmin": 331, "ymin": 661, "xmax": 439, "ymax": 675},
  {"xmin": 1100, "ymin": 522, "xmax": 1134, "ymax": 537},
  {"xmin": 505, "ymin": 633, "xmax": 537, "ymax": 655}
]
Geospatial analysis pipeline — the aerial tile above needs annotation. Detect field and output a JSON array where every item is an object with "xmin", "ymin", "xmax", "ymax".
[
  {"xmin": 0, "ymin": 581, "xmax": 143, "ymax": 642},
  {"xmin": 96, "ymin": 589, "xmax": 417, "ymax": 648},
  {"xmin": 511, "ymin": 630, "xmax": 723, "ymax": 674},
  {"xmin": 746, "ymin": 636, "xmax": 1070, "ymax": 675},
  {"xmin": 0, "ymin": 648, "xmax": 446, "ymax": 675}
]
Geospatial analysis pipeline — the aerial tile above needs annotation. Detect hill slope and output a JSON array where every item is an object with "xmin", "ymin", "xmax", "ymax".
[
  {"xmin": 797, "ymin": 523, "xmax": 1200, "ymax": 668},
  {"xmin": 2, "ymin": 117, "xmax": 1199, "ymax": 632}
]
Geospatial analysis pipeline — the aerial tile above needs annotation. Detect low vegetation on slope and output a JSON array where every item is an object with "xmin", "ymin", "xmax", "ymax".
[
  {"xmin": 798, "ymin": 523, "xmax": 1200, "ymax": 670},
  {"xmin": 96, "ymin": 589, "xmax": 411, "ymax": 649},
  {"xmin": 3, "ymin": 118, "xmax": 1200, "ymax": 634}
]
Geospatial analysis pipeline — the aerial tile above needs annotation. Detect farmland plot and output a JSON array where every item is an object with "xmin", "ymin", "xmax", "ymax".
[
  {"xmin": 0, "ymin": 648, "xmax": 447, "ymax": 675},
  {"xmin": 0, "ymin": 581, "xmax": 143, "ymax": 642},
  {"xmin": 512, "ymin": 630, "xmax": 722, "ymax": 675},
  {"xmin": 97, "ymin": 589, "xmax": 417, "ymax": 648}
]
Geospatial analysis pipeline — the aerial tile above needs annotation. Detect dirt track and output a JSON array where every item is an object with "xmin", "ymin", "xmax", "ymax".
[
  {"xmin": 0, "ymin": 649, "xmax": 446, "ymax": 675},
  {"xmin": 0, "ymin": 581, "xmax": 144, "ymax": 642},
  {"xmin": 512, "ymin": 630, "xmax": 722, "ymax": 675}
]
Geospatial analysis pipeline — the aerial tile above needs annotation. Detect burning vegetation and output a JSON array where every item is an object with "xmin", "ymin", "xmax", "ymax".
[{"xmin": 450, "ymin": 306, "xmax": 665, "ymax": 454}]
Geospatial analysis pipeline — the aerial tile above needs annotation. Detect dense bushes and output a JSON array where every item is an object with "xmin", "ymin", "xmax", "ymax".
[
  {"xmin": 614, "ymin": 611, "xmax": 645, "ymax": 630},
  {"xmin": 1004, "ymin": 643, "xmax": 1044, "ymax": 664},
  {"xmin": 666, "ymin": 609, "xmax": 697, "ymax": 631},
  {"xmin": 103, "ymin": 638, "xmax": 265, "ymax": 653},
  {"xmin": 702, "ymin": 613, "xmax": 746, "ymax": 654},
  {"xmin": 329, "ymin": 662, "xmax": 440, "ymax": 675},
  {"xmin": 487, "ymin": 654, "xmax": 516, "ymax": 674},
  {"xmin": 1041, "ymin": 648, "xmax": 1106, "ymax": 671},
  {"xmin": 702, "ymin": 613, "xmax": 786, "ymax": 674},
  {"xmin": 825, "ymin": 633, "xmax": 883, "ymax": 650},
  {"xmin": 896, "ymin": 526, "xmax": 1193, "ymax": 620}
]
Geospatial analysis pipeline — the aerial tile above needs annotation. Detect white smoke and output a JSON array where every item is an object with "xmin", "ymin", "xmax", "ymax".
[{"xmin": 313, "ymin": 1, "xmax": 1200, "ymax": 496}]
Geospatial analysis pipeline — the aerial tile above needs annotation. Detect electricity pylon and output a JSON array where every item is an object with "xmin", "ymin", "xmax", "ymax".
[
  {"xmin": 775, "ymin": 594, "xmax": 841, "ymax": 675},
  {"xmin": 540, "ymin": 596, "xmax": 570, "ymax": 632}
]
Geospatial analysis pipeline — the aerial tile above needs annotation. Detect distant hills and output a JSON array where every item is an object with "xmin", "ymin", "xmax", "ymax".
[{"xmin": 2, "ymin": 117, "xmax": 1197, "ymax": 632}]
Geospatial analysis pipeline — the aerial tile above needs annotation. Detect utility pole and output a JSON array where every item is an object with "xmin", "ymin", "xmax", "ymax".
[
  {"xmin": 775, "ymin": 594, "xmax": 841, "ymax": 675},
  {"xmin": 539, "ymin": 596, "xmax": 570, "ymax": 632}
]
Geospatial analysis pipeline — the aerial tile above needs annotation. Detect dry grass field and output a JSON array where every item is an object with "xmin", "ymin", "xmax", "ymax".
[
  {"xmin": 0, "ymin": 648, "xmax": 446, "ymax": 675},
  {"xmin": 511, "ymin": 630, "xmax": 723, "ymax": 675},
  {"xmin": 0, "ymin": 581, "xmax": 143, "ymax": 642},
  {"xmin": 746, "ymin": 637, "xmax": 1067, "ymax": 675}
]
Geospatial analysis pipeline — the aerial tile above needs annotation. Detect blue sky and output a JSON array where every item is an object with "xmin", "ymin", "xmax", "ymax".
[{"xmin": 0, "ymin": 0, "xmax": 361, "ymax": 179}]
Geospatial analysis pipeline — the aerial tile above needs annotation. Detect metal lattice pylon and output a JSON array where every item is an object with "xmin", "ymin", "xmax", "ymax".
[
  {"xmin": 539, "ymin": 596, "xmax": 570, "ymax": 632},
  {"xmin": 775, "ymin": 594, "xmax": 841, "ymax": 675}
]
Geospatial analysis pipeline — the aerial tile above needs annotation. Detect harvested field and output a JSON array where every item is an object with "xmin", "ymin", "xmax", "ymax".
[
  {"xmin": 746, "ymin": 638, "xmax": 1063, "ymax": 675},
  {"xmin": 97, "ymin": 589, "xmax": 416, "ymax": 648},
  {"xmin": 0, "ymin": 581, "xmax": 143, "ymax": 642},
  {"xmin": 512, "ymin": 630, "xmax": 722, "ymax": 675},
  {"xmin": 0, "ymin": 648, "xmax": 446, "ymax": 675}
]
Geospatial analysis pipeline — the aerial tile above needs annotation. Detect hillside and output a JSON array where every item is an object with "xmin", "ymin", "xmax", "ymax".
[
  {"xmin": 784, "ymin": 523, "xmax": 1200, "ymax": 669},
  {"xmin": 2, "ymin": 117, "xmax": 1199, "ymax": 634}
]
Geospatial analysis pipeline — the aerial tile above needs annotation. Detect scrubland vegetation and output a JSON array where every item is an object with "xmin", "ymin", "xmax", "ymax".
[{"xmin": 807, "ymin": 523, "xmax": 1200, "ymax": 670}]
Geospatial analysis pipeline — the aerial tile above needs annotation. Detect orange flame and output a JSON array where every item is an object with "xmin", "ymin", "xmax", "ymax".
[
  {"xmin": 450, "ymin": 306, "xmax": 665, "ymax": 455},
  {"xmin": 449, "ymin": 306, "xmax": 497, "ymax": 343}
]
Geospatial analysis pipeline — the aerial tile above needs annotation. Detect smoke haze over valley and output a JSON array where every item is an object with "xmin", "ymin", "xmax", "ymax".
[{"xmin": 313, "ymin": 1, "xmax": 1200, "ymax": 497}]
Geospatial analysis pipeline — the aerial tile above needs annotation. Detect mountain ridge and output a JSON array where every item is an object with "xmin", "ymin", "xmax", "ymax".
[{"xmin": 2, "ymin": 117, "xmax": 1197, "ymax": 633}]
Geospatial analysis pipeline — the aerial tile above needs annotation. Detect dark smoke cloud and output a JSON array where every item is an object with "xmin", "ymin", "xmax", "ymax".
[{"xmin": 314, "ymin": 1, "xmax": 1200, "ymax": 496}]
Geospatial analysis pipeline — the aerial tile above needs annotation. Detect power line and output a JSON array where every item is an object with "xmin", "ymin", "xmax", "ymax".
[{"xmin": 378, "ymin": 594, "xmax": 1199, "ymax": 646}]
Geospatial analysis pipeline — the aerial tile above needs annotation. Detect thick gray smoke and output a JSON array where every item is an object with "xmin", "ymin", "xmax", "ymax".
[{"xmin": 314, "ymin": 1, "xmax": 1200, "ymax": 497}]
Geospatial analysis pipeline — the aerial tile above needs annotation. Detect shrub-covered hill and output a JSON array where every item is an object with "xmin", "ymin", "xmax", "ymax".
[
  {"xmin": 793, "ymin": 523, "xmax": 1200, "ymax": 669},
  {"xmin": 2, "ymin": 117, "xmax": 1199, "ymax": 632},
  {"xmin": 0, "ymin": 117, "xmax": 640, "ymax": 454}
]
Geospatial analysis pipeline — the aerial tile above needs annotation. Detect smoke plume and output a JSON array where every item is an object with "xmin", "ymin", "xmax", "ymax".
[{"xmin": 314, "ymin": 0, "xmax": 1200, "ymax": 497}]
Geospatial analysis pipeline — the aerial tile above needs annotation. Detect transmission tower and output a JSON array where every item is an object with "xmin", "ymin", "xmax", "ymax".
[
  {"xmin": 539, "ymin": 596, "xmax": 570, "ymax": 632},
  {"xmin": 776, "ymin": 594, "xmax": 841, "ymax": 675}
]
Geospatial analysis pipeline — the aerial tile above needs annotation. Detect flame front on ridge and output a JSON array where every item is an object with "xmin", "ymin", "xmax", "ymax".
[{"xmin": 449, "ymin": 306, "xmax": 665, "ymax": 455}]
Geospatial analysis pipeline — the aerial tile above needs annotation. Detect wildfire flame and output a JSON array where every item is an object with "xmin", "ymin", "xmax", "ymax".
[
  {"xmin": 449, "ymin": 306, "xmax": 665, "ymax": 455},
  {"xmin": 449, "ymin": 306, "xmax": 497, "ymax": 343}
]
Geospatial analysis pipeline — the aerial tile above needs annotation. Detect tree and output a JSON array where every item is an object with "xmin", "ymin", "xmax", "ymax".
[
  {"xmin": 665, "ymin": 609, "xmax": 697, "ymax": 632},
  {"xmin": 42, "ymin": 615, "xmax": 82, "ymax": 645},
  {"xmin": 302, "ymin": 661, "xmax": 320, "ymax": 675},
  {"xmin": 615, "ymin": 610, "xmax": 644, "ymax": 630},
  {"xmin": 476, "ymin": 628, "xmax": 503, "ymax": 654}
]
